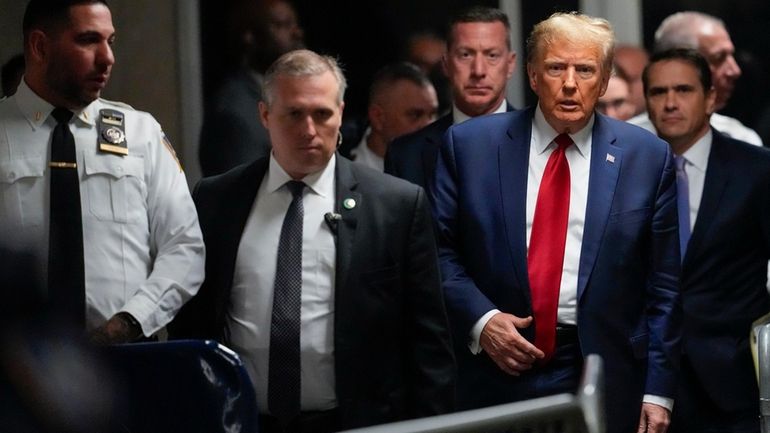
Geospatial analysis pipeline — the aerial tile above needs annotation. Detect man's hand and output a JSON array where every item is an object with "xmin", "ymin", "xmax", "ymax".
[
  {"xmin": 479, "ymin": 312, "xmax": 544, "ymax": 375},
  {"xmin": 637, "ymin": 402, "xmax": 670, "ymax": 433},
  {"xmin": 89, "ymin": 312, "xmax": 143, "ymax": 345}
]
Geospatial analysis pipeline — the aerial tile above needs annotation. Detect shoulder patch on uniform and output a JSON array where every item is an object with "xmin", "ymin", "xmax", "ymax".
[{"xmin": 162, "ymin": 132, "xmax": 183, "ymax": 172}]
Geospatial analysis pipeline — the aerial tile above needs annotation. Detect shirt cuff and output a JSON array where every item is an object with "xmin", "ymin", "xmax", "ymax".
[
  {"xmin": 643, "ymin": 394, "xmax": 674, "ymax": 412},
  {"xmin": 468, "ymin": 309, "xmax": 501, "ymax": 354}
]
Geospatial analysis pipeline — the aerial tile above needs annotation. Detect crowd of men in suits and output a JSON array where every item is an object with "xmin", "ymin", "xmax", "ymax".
[{"xmin": 2, "ymin": 1, "xmax": 770, "ymax": 433}]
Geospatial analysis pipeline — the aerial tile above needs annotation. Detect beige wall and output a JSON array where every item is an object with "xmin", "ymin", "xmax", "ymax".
[{"xmin": 0, "ymin": 0, "xmax": 201, "ymax": 183}]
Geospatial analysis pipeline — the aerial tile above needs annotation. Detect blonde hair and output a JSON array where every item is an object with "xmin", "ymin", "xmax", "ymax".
[
  {"xmin": 263, "ymin": 49, "xmax": 347, "ymax": 107},
  {"xmin": 526, "ymin": 12, "xmax": 615, "ymax": 75}
]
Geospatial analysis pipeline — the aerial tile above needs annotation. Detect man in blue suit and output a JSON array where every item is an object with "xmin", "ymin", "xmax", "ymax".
[
  {"xmin": 645, "ymin": 48, "xmax": 770, "ymax": 433},
  {"xmin": 432, "ymin": 12, "xmax": 681, "ymax": 433},
  {"xmin": 384, "ymin": 6, "xmax": 516, "ymax": 188}
]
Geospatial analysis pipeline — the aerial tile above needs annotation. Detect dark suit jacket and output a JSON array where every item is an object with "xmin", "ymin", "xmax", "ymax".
[
  {"xmin": 679, "ymin": 130, "xmax": 770, "ymax": 413},
  {"xmin": 385, "ymin": 104, "xmax": 514, "ymax": 189},
  {"xmin": 432, "ymin": 107, "xmax": 682, "ymax": 433},
  {"xmin": 384, "ymin": 113, "xmax": 452, "ymax": 189},
  {"xmin": 169, "ymin": 155, "xmax": 455, "ymax": 429},
  {"xmin": 199, "ymin": 69, "xmax": 271, "ymax": 177}
]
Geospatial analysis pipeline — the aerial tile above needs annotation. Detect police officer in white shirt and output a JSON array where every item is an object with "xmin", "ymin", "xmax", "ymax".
[{"xmin": 0, "ymin": 0, "xmax": 204, "ymax": 344}]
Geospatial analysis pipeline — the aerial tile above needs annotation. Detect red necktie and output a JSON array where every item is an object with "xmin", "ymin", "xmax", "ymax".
[{"xmin": 528, "ymin": 133, "xmax": 572, "ymax": 362}]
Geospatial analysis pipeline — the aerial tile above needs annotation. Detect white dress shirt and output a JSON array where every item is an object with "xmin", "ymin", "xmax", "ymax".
[
  {"xmin": 678, "ymin": 130, "xmax": 712, "ymax": 233},
  {"xmin": 0, "ymin": 79, "xmax": 204, "ymax": 334},
  {"xmin": 228, "ymin": 153, "xmax": 337, "ymax": 414},
  {"xmin": 349, "ymin": 127, "xmax": 384, "ymax": 171},
  {"xmin": 452, "ymin": 99, "xmax": 508, "ymax": 125},
  {"xmin": 630, "ymin": 111, "xmax": 762, "ymax": 146}
]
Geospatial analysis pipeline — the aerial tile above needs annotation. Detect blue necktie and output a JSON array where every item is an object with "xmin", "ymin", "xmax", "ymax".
[
  {"xmin": 268, "ymin": 180, "xmax": 305, "ymax": 422},
  {"xmin": 675, "ymin": 155, "xmax": 690, "ymax": 261}
]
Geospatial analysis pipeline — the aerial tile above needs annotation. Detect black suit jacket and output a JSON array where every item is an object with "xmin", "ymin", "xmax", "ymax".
[
  {"xmin": 170, "ymin": 155, "xmax": 455, "ymax": 429},
  {"xmin": 385, "ymin": 104, "xmax": 515, "ymax": 189},
  {"xmin": 199, "ymin": 69, "xmax": 271, "ymax": 177},
  {"xmin": 679, "ymin": 130, "xmax": 770, "ymax": 412}
]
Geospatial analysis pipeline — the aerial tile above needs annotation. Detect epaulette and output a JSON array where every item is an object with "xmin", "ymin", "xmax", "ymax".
[{"xmin": 98, "ymin": 97, "xmax": 135, "ymax": 111}]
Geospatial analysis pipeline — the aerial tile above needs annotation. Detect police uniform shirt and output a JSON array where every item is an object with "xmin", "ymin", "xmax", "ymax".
[{"xmin": 0, "ymin": 79, "xmax": 205, "ymax": 335}]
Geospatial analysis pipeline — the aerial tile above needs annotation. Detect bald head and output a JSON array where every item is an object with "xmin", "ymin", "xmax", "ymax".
[{"xmin": 613, "ymin": 44, "xmax": 648, "ymax": 116}]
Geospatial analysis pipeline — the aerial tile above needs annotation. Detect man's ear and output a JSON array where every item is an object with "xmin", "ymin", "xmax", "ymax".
[
  {"xmin": 368, "ymin": 104, "xmax": 384, "ymax": 132},
  {"xmin": 705, "ymin": 86, "xmax": 717, "ymax": 116},
  {"xmin": 259, "ymin": 101, "xmax": 270, "ymax": 128},
  {"xmin": 506, "ymin": 51, "xmax": 517, "ymax": 79},
  {"xmin": 27, "ymin": 30, "xmax": 48, "ymax": 64},
  {"xmin": 527, "ymin": 62, "xmax": 538, "ymax": 93}
]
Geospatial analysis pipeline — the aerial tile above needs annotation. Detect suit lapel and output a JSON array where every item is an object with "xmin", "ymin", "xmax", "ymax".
[
  {"xmin": 500, "ymin": 108, "xmax": 535, "ymax": 299},
  {"xmin": 421, "ymin": 114, "xmax": 452, "ymax": 188},
  {"xmin": 334, "ymin": 157, "xmax": 361, "ymax": 297},
  {"xmin": 578, "ymin": 115, "xmax": 622, "ymax": 300},
  {"xmin": 213, "ymin": 159, "xmax": 268, "ymax": 321},
  {"xmin": 683, "ymin": 131, "xmax": 729, "ymax": 268}
]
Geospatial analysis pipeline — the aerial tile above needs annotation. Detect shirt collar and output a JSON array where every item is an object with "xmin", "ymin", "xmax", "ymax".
[
  {"xmin": 452, "ymin": 99, "xmax": 507, "ymax": 125},
  {"xmin": 532, "ymin": 103, "xmax": 593, "ymax": 158},
  {"xmin": 680, "ymin": 129, "xmax": 712, "ymax": 173},
  {"xmin": 350, "ymin": 127, "xmax": 372, "ymax": 158},
  {"xmin": 266, "ymin": 152, "xmax": 336, "ymax": 198},
  {"xmin": 16, "ymin": 78, "xmax": 98, "ymax": 127}
]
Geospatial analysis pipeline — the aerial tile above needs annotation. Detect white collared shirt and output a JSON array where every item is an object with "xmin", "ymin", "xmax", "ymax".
[
  {"xmin": 349, "ymin": 127, "xmax": 384, "ymax": 172},
  {"xmin": 527, "ymin": 104, "xmax": 593, "ymax": 325},
  {"xmin": 678, "ymin": 130, "xmax": 712, "ymax": 232},
  {"xmin": 228, "ymin": 153, "xmax": 337, "ymax": 414},
  {"xmin": 0, "ymin": 79, "xmax": 204, "ymax": 335},
  {"xmin": 452, "ymin": 99, "xmax": 508, "ymax": 125}
]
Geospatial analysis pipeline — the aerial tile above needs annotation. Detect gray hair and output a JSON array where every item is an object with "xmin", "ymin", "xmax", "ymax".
[
  {"xmin": 262, "ymin": 49, "xmax": 347, "ymax": 107},
  {"xmin": 654, "ymin": 11, "xmax": 726, "ymax": 53}
]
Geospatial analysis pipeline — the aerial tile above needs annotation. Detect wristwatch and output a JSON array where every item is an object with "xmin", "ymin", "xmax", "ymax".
[{"xmin": 116, "ymin": 312, "xmax": 143, "ymax": 340}]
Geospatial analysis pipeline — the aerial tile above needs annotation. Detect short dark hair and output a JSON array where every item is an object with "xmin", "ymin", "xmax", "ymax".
[
  {"xmin": 369, "ymin": 62, "xmax": 432, "ymax": 105},
  {"xmin": 642, "ymin": 48, "xmax": 712, "ymax": 95},
  {"xmin": 23, "ymin": 0, "xmax": 108, "ymax": 41},
  {"xmin": 447, "ymin": 6, "xmax": 511, "ymax": 50}
]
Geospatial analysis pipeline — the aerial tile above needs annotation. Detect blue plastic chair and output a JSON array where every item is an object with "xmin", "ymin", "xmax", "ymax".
[{"xmin": 103, "ymin": 339, "xmax": 258, "ymax": 433}]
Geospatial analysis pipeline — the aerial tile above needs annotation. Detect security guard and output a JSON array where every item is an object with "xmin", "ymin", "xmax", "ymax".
[{"xmin": 0, "ymin": 0, "xmax": 204, "ymax": 344}]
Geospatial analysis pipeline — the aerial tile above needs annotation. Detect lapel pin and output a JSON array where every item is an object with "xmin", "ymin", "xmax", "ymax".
[
  {"xmin": 343, "ymin": 198, "xmax": 356, "ymax": 210},
  {"xmin": 35, "ymin": 111, "xmax": 42, "ymax": 121},
  {"xmin": 606, "ymin": 153, "xmax": 615, "ymax": 163}
]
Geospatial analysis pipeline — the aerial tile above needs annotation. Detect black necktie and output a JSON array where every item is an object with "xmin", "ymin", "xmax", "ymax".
[
  {"xmin": 268, "ymin": 180, "xmax": 305, "ymax": 422},
  {"xmin": 48, "ymin": 108, "xmax": 85, "ymax": 327}
]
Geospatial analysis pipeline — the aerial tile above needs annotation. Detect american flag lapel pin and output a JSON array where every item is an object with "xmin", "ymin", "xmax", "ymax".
[{"xmin": 606, "ymin": 153, "xmax": 615, "ymax": 163}]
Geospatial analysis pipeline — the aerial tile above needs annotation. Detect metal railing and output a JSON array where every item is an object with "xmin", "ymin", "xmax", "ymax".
[
  {"xmin": 339, "ymin": 354, "xmax": 605, "ymax": 433},
  {"xmin": 758, "ymin": 324, "xmax": 770, "ymax": 433}
]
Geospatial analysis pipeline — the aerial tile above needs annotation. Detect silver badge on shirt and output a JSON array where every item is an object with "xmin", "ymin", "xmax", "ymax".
[{"xmin": 97, "ymin": 109, "xmax": 128, "ymax": 155}]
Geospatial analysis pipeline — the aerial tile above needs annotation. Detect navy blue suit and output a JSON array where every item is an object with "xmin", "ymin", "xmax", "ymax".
[
  {"xmin": 385, "ymin": 113, "xmax": 453, "ymax": 189},
  {"xmin": 385, "ymin": 104, "xmax": 514, "ymax": 189},
  {"xmin": 671, "ymin": 130, "xmax": 770, "ymax": 433},
  {"xmin": 432, "ymin": 107, "xmax": 682, "ymax": 433}
]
